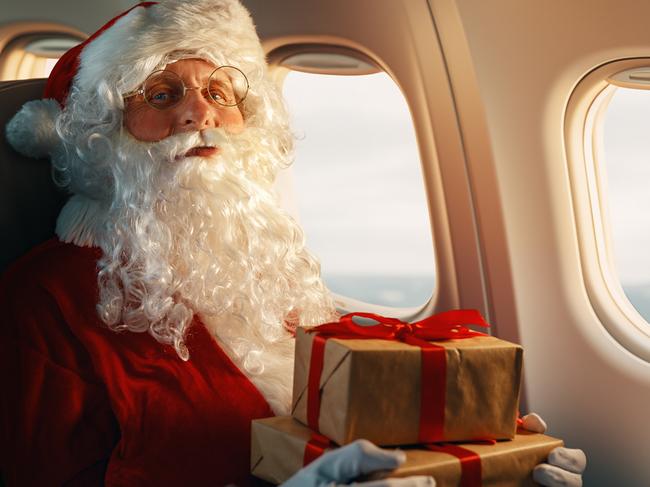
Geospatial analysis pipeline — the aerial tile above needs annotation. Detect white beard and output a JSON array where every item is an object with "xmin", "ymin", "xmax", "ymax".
[{"xmin": 72, "ymin": 127, "xmax": 337, "ymax": 415}]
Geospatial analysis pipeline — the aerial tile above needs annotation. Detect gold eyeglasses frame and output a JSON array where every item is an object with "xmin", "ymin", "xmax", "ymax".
[{"xmin": 123, "ymin": 65, "xmax": 249, "ymax": 110}]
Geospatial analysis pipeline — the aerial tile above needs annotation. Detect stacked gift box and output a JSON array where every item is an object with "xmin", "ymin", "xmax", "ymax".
[{"xmin": 251, "ymin": 310, "xmax": 563, "ymax": 486}]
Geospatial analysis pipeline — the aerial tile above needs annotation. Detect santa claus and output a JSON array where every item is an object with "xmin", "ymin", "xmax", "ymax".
[{"xmin": 1, "ymin": 1, "xmax": 585, "ymax": 486}]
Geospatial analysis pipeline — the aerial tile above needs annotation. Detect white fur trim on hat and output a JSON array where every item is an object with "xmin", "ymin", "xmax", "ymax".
[
  {"xmin": 5, "ymin": 98, "xmax": 62, "ymax": 158},
  {"xmin": 76, "ymin": 0, "xmax": 266, "ymax": 99}
]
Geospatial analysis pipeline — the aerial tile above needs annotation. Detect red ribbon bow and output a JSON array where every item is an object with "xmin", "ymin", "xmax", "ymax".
[
  {"xmin": 305, "ymin": 309, "xmax": 490, "ymax": 443},
  {"xmin": 308, "ymin": 310, "xmax": 488, "ymax": 342}
]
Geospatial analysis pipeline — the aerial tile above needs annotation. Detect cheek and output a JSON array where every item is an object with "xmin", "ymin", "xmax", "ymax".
[
  {"xmin": 124, "ymin": 109, "xmax": 172, "ymax": 142},
  {"xmin": 223, "ymin": 108, "xmax": 245, "ymax": 134}
]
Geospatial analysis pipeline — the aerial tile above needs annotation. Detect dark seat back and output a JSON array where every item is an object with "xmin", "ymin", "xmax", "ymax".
[{"xmin": 0, "ymin": 79, "xmax": 67, "ymax": 273}]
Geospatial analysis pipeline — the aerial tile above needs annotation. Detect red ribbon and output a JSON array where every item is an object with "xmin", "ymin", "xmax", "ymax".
[
  {"xmin": 305, "ymin": 309, "xmax": 489, "ymax": 443},
  {"xmin": 303, "ymin": 431, "xmax": 334, "ymax": 466},
  {"xmin": 425, "ymin": 443, "xmax": 482, "ymax": 487},
  {"xmin": 307, "ymin": 335, "xmax": 328, "ymax": 430}
]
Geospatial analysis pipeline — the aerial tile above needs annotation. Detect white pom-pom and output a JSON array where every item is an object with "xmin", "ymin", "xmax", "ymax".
[{"xmin": 5, "ymin": 98, "xmax": 62, "ymax": 159}]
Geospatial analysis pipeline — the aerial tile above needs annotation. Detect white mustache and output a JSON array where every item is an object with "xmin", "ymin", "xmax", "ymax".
[{"xmin": 140, "ymin": 128, "xmax": 230, "ymax": 162}]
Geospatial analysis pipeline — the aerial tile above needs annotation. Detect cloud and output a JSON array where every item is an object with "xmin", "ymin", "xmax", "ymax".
[
  {"xmin": 602, "ymin": 87, "xmax": 650, "ymax": 285},
  {"xmin": 281, "ymin": 70, "xmax": 435, "ymax": 277}
]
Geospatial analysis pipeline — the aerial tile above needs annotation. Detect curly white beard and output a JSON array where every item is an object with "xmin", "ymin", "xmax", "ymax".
[{"xmin": 94, "ymin": 127, "xmax": 337, "ymax": 415}]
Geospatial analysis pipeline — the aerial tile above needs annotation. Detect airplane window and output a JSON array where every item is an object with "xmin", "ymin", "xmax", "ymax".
[
  {"xmin": 280, "ymin": 70, "xmax": 435, "ymax": 308},
  {"xmin": 0, "ymin": 34, "xmax": 81, "ymax": 81},
  {"xmin": 600, "ymin": 86, "xmax": 650, "ymax": 323}
]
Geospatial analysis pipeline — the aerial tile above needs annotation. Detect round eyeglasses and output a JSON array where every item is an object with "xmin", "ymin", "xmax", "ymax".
[{"xmin": 123, "ymin": 65, "xmax": 249, "ymax": 110}]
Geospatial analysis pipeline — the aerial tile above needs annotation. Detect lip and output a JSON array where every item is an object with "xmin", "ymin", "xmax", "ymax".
[{"xmin": 184, "ymin": 146, "xmax": 220, "ymax": 158}]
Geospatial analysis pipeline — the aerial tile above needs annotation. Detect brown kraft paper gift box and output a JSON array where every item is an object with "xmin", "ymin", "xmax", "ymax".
[
  {"xmin": 291, "ymin": 327, "xmax": 523, "ymax": 446},
  {"xmin": 251, "ymin": 416, "xmax": 563, "ymax": 486}
]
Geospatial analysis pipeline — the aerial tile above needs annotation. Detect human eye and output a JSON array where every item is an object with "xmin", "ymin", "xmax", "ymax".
[
  {"xmin": 145, "ymin": 81, "xmax": 181, "ymax": 108},
  {"xmin": 208, "ymin": 88, "xmax": 224, "ymax": 101},
  {"xmin": 208, "ymin": 81, "xmax": 233, "ymax": 105},
  {"xmin": 151, "ymin": 90, "xmax": 169, "ymax": 101}
]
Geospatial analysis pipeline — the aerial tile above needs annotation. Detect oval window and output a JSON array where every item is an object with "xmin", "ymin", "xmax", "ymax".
[{"xmin": 279, "ymin": 68, "xmax": 435, "ymax": 309}]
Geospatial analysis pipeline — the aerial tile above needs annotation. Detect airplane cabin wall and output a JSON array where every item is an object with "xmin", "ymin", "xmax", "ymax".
[
  {"xmin": 435, "ymin": 0, "xmax": 650, "ymax": 485},
  {"xmin": 2, "ymin": 1, "xmax": 131, "ymax": 37}
]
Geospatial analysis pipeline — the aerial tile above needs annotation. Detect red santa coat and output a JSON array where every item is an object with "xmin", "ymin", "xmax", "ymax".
[{"xmin": 0, "ymin": 238, "xmax": 275, "ymax": 486}]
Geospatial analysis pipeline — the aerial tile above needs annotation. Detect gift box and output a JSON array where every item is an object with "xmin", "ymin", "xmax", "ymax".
[
  {"xmin": 291, "ymin": 311, "xmax": 523, "ymax": 445},
  {"xmin": 251, "ymin": 416, "xmax": 563, "ymax": 486},
  {"xmin": 251, "ymin": 416, "xmax": 331, "ymax": 484}
]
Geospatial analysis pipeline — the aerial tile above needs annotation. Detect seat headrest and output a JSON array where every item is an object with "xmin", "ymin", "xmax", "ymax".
[{"xmin": 0, "ymin": 78, "xmax": 67, "ymax": 273}]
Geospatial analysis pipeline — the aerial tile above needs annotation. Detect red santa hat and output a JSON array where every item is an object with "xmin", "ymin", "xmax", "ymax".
[{"xmin": 6, "ymin": 0, "xmax": 266, "ymax": 159}]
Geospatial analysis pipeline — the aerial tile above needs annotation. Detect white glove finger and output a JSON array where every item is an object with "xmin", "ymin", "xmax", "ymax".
[
  {"xmin": 319, "ymin": 439, "xmax": 406, "ymax": 482},
  {"xmin": 548, "ymin": 447, "xmax": 587, "ymax": 474},
  {"xmin": 533, "ymin": 463, "xmax": 582, "ymax": 487},
  {"xmin": 350, "ymin": 475, "xmax": 436, "ymax": 487},
  {"xmin": 521, "ymin": 412, "xmax": 547, "ymax": 433},
  {"xmin": 355, "ymin": 441, "xmax": 407, "ymax": 474}
]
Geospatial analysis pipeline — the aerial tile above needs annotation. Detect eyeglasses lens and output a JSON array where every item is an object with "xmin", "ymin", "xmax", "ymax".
[
  {"xmin": 209, "ymin": 66, "xmax": 249, "ymax": 107},
  {"xmin": 143, "ymin": 71, "xmax": 185, "ymax": 109}
]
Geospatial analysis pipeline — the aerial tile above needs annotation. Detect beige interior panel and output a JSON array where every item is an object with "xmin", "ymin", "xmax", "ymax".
[{"xmin": 433, "ymin": 1, "xmax": 650, "ymax": 485}]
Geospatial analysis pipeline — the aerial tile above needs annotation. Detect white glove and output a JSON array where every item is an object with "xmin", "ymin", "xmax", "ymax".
[
  {"xmin": 281, "ymin": 439, "xmax": 435, "ymax": 487},
  {"xmin": 521, "ymin": 413, "xmax": 587, "ymax": 487}
]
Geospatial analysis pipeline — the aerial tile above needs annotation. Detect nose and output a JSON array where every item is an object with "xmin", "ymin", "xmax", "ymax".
[{"xmin": 174, "ymin": 89, "xmax": 221, "ymax": 132}]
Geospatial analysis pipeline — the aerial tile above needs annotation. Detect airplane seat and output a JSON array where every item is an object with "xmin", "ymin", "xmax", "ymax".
[{"xmin": 0, "ymin": 78, "xmax": 67, "ymax": 274}]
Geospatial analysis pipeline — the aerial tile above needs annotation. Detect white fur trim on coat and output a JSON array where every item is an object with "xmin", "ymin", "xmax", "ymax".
[{"xmin": 56, "ymin": 194, "xmax": 107, "ymax": 247}]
